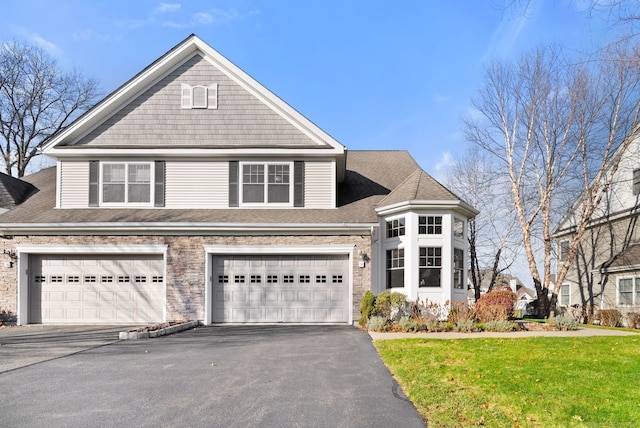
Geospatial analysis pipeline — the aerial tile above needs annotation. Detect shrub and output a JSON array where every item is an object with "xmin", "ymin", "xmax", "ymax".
[
  {"xmin": 483, "ymin": 320, "xmax": 518, "ymax": 332},
  {"xmin": 358, "ymin": 290, "xmax": 377, "ymax": 326},
  {"xmin": 448, "ymin": 301, "xmax": 476, "ymax": 325},
  {"xmin": 549, "ymin": 315, "xmax": 579, "ymax": 331},
  {"xmin": 367, "ymin": 316, "xmax": 388, "ymax": 332},
  {"xmin": 453, "ymin": 319, "xmax": 477, "ymax": 333},
  {"xmin": 626, "ymin": 312, "xmax": 640, "ymax": 329},
  {"xmin": 597, "ymin": 309, "xmax": 623, "ymax": 327},
  {"xmin": 423, "ymin": 319, "xmax": 452, "ymax": 332},
  {"xmin": 397, "ymin": 316, "xmax": 418, "ymax": 332},
  {"xmin": 475, "ymin": 288, "xmax": 517, "ymax": 322},
  {"xmin": 374, "ymin": 290, "xmax": 408, "ymax": 320}
]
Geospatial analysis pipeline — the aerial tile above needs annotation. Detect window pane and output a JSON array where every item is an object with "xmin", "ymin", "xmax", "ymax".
[
  {"xmin": 620, "ymin": 279, "xmax": 633, "ymax": 304},
  {"xmin": 419, "ymin": 268, "xmax": 440, "ymax": 287},
  {"xmin": 243, "ymin": 165, "xmax": 264, "ymax": 203},
  {"xmin": 102, "ymin": 164, "xmax": 125, "ymax": 203},
  {"xmin": 128, "ymin": 164, "xmax": 151, "ymax": 203},
  {"xmin": 268, "ymin": 165, "xmax": 290, "ymax": 203},
  {"xmin": 243, "ymin": 184, "xmax": 264, "ymax": 203}
]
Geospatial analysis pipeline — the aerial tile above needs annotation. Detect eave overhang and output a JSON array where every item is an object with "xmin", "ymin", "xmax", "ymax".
[{"xmin": 375, "ymin": 199, "xmax": 479, "ymax": 219}]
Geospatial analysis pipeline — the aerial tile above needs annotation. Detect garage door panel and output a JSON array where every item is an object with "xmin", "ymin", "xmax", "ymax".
[
  {"xmin": 29, "ymin": 254, "xmax": 164, "ymax": 324},
  {"xmin": 212, "ymin": 254, "xmax": 349, "ymax": 323}
]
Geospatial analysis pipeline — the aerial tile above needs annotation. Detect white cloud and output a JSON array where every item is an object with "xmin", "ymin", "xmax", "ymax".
[
  {"xmin": 434, "ymin": 151, "xmax": 454, "ymax": 177},
  {"xmin": 7, "ymin": 26, "xmax": 64, "ymax": 58},
  {"xmin": 155, "ymin": 3, "xmax": 181, "ymax": 14},
  {"xmin": 161, "ymin": 8, "xmax": 240, "ymax": 28},
  {"xmin": 30, "ymin": 33, "xmax": 64, "ymax": 58},
  {"xmin": 482, "ymin": 1, "xmax": 543, "ymax": 62}
]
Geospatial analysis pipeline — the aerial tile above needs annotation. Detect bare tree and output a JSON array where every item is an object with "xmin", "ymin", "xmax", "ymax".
[
  {"xmin": 465, "ymin": 44, "xmax": 640, "ymax": 317},
  {"xmin": 446, "ymin": 146, "xmax": 519, "ymax": 301},
  {"xmin": 0, "ymin": 40, "xmax": 99, "ymax": 177}
]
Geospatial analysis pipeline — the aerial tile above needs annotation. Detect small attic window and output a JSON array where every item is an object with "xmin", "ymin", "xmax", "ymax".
[{"xmin": 181, "ymin": 83, "xmax": 218, "ymax": 109}]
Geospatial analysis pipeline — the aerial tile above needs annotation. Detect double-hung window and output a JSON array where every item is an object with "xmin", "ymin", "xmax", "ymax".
[
  {"xmin": 241, "ymin": 163, "xmax": 291, "ymax": 205},
  {"xmin": 102, "ymin": 162, "xmax": 152, "ymax": 205},
  {"xmin": 386, "ymin": 248, "xmax": 404, "ymax": 288},
  {"xmin": 618, "ymin": 278, "xmax": 640, "ymax": 305},
  {"xmin": 560, "ymin": 284, "xmax": 570, "ymax": 306},
  {"xmin": 419, "ymin": 247, "xmax": 441, "ymax": 287},
  {"xmin": 453, "ymin": 248, "xmax": 464, "ymax": 289}
]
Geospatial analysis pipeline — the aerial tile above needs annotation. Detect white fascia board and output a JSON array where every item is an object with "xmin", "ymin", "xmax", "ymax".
[
  {"xmin": 1, "ymin": 222, "xmax": 376, "ymax": 235},
  {"xmin": 16, "ymin": 244, "xmax": 168, "ymax": 254},
  {"xmin": 376, "ymin": 200, "xmax": 479, "ymax": 218},
  {"xmin": 44, "ymin": 147, "xmax": 344, "ymax": 160}
]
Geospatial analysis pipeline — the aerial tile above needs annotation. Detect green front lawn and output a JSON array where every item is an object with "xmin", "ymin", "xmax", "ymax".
[{"xmin": 375, "ymin": 336, "xmax": 640, "ymax": 427}]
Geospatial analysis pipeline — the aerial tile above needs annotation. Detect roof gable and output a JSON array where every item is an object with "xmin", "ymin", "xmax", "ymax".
[{"xmin": 42, "ymin": 34, "xmax": 345, "ymax": 156}]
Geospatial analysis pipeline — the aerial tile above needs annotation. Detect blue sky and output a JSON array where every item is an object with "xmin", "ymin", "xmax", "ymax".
[{"xmin": 0, "ymin": 0, "xmax": 615, "ymax": 178}]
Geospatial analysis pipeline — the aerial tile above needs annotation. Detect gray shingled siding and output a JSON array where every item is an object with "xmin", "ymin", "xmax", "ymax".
[{"xmin": 77, "ymin": 55, "xmax": 321, "ymax": 147}]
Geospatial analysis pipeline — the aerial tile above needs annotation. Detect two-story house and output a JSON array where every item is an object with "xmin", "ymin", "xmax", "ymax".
[
  {"xmin": 0, "ymin": 35, "xmax": 477, "ymax": 325},
  {"xmin": 554, "ymin": 132, "xmax": 640, "ymax": 318}
]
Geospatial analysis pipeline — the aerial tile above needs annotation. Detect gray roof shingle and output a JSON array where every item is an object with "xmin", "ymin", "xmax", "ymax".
[{"xmin": 0, "ymin": 151, "xmax": 466, "ymax": 228}]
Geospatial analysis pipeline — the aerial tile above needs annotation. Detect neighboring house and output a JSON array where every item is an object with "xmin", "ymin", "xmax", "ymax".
[
  {"xmin": 553, "ymin": 133, "xmax": 640, "ymax": 318},
  {"xmin": 0, "ymin": 35, "xmax": 477, "ymax": 325},
  {"xmin": 466, "ymin": 269, "xmax": 535, "ymax": 304},
  {"xmin": 0, "ymin": 172, "xmax": 37, "ymax": 214}
]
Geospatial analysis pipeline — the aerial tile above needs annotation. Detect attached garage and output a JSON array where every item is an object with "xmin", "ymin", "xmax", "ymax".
[
  {"xmin": 211, "ymin": 254, "xmax": 350, "ymax": 323},
  {"xmin": 27, "ymin": 254, "xmax": 165, "ymax": 324}
]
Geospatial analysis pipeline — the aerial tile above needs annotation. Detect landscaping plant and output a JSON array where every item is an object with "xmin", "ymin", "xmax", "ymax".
[{"xmin": 474, "ymin": 288, "xmax": 516, "ymax": 322}]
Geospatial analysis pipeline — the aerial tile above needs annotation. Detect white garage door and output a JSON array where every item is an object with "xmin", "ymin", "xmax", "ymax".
[
  {"xmin": 212, "ymin": 254, "xmax": 349, "ymax": 323},
  {"xmin": 28, "ymin": 254, "xmax": 165, "ymax": 324}
]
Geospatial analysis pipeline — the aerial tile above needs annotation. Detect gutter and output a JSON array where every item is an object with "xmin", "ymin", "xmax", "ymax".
[{"xmin": 0, "ymin": 222, "xmax": 378, "ymax": 236}]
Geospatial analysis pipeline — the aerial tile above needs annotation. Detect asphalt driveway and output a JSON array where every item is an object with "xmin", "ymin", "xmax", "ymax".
[{"xmin": 0, "ymin": 325, "xmax": 425, "ymax": 427}]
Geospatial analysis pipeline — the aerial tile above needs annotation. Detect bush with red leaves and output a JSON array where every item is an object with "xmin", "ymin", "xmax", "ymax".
[{"xmin": 475, "ymin": 288, "xmax": 517, "ymax": 322}]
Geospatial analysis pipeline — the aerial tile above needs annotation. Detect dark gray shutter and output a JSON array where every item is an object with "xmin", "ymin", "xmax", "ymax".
[
  {"xmin": 229, "ymin": 161, "xmax": 239, "ymax": 207},
  {"xmin": 89, "ymin": 160, "xmax": 99, "ymax": 207},
  {"xmin": 154, "ymin": 161, "xmax": 165, "ymax": 207},
  {"xmin": 294, "ymin": 161, "xmax": 304, "ymax": 207}
]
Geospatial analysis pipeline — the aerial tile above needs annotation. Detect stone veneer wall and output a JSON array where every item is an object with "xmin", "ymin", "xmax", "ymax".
[{"xmin": 0, "ymin": 234, "xmax": 371, "ymax": 323}]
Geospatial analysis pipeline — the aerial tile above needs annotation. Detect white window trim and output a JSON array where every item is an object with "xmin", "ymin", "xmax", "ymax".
[
  {"xmin": 100, "ymin": 161, "xmax": 154, "ymax": 207},
  {"xmin": 617, "ymin": 277, "xmax": 637, "ymax": 306},
  {"xmin": 239, "ymin": 161, "xmax": 294, "ymax": 207},
  {"xmin": 559, "ymin": 283, "xmax": 571, "ymax": 307}
]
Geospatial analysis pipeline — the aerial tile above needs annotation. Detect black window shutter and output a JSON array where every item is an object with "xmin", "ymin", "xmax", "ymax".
[
  {"xmin": 229, "ymin": 161, "xmax": 239, "ymax": 207},
  {"xmin": 154, "ymin": 161, "xmax": 166, "ymax": 207},
  {"xmin": 294, "ymin": 161, "xmax": 304, "ymax": 207},
  {"xmin": 88, "ymin": 160, "xmax": 99, "ymax": 207}
]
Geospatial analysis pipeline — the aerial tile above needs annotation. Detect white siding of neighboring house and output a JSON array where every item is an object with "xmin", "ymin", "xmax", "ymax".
[
  {"xmin": 165, "ymin": 161, "xmax": 228, "ymax": 208},
  {"xmin": 59, "ymin": 161, "xmax": 89, "ymax": 208},
  {"xmin": 304, "ymin": 160, "xmax": 335, "ymax": 208}
]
